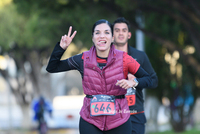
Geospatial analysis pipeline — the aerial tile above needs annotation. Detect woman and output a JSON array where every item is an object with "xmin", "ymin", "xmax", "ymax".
[{"xmin": 46, "ymin": 19, "xmax": 152, "ymax": 134}]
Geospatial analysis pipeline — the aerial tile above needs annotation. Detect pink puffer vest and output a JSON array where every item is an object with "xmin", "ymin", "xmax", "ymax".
[{"xmin": 79, "ymin": 45, "xmax": 130, "ymax": 131}]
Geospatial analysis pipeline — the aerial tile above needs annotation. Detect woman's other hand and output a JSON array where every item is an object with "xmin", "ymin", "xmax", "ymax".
[{"xmin": 115, "ymin": 79, "xmax": 135, "ymax": 90}]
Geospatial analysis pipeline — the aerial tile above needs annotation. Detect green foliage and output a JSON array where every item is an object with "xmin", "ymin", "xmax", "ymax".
[
  {"xmin": 0, "ymin": 4, "xmax": 61, "ymax": 51},
  {"xmin": 8, "ymin": 0, "xmax": 119, "ymax": 50},
  {"xmin": 0, "ymin": 4, "xmax": 24, "ymax": 50},
  {"xmin": 115, "ymin": 0, "xmax": 136, "ymax": 11}
]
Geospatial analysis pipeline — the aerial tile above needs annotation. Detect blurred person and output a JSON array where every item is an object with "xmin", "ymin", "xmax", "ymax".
[
  {"xmin": 113, "ymin": 17, "xmax": 158, "ymax": 134},
  {"xmin": 33, "ymin": 96, "xmax": 53, "ymax": 134},
  {"xmin": 46, "ymin": 19, "xmax": 153, "ymax": 134}
]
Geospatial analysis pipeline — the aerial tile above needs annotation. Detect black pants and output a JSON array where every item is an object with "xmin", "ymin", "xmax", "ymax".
[
  {"xmin": 130, "ymin": 114, "xmax": 146, "ymax": 134},
  {"xmin": 79, "ymin": 117, "xmax": 131, "ymax": 134},
  {"xmin": 131, "ymin": 121, "xmax": 145, "ymax": 134}
]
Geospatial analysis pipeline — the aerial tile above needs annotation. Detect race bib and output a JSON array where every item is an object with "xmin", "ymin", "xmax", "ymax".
[
  {"xmin": 90, "ymin": 95, "xmax": 116, "ymax": 116},
  {"xmin": 126, "ymin": 88, "xmax": 136, "ymax": 106}
]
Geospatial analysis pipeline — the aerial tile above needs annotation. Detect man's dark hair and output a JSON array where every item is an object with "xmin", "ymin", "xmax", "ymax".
[{"xmin": 113, "ymin": 17, "xmax": 131, "ymax": 31}]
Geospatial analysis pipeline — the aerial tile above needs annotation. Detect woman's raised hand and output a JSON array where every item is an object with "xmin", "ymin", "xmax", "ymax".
[{"xmin": 60, "ymin": 26, "xmax": 77, "ymax": 50}]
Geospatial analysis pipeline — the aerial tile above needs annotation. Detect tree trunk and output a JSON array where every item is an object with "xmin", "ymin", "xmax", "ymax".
[{"xmin": 20, "ymin": 104, "xmax": 32, "ymax": 129}]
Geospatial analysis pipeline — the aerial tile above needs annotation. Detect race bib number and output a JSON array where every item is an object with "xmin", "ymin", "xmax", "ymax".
[
  {"xmin": 126, "ymin": 88, "xmax": 136, "ymax": 106},
  {"xmin": 126, "ymin": 94, "xmax": 136, "ymax": 106},
  {"xmin": 90, "ymin": 95, "xmax": 116, "ymax": 116}
]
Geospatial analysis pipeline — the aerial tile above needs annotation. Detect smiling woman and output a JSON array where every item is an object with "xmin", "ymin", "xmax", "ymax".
[
  {"xmin": 92, "ymin": 23, "xmax": 113, "ymax": 58},
  {"xmin": 46, "ymin": 19, "xmax": 153, "ymax": 134}
]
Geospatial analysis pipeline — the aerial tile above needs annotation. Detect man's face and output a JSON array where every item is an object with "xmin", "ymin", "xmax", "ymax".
[{"xmin": 113, "ymin": 23, "xmax": 131, "ymax": 46}]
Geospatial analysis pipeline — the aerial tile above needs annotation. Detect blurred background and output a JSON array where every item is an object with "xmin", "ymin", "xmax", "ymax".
[{"xmin": 0, "ymin": 0, "xmax": 200, "ymax": 134}]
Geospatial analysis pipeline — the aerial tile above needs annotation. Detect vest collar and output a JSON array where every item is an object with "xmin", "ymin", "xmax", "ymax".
[{"xmin": 87, "ymin": 44, "xmax": 117, "ymax": 64}]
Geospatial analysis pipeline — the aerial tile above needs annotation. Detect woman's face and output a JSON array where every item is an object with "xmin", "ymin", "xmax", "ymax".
[{"xmin": 92, "ymin": 23, "xmax": 113, "ymax": 56}]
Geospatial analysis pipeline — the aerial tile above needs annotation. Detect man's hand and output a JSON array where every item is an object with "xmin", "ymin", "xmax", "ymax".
[
  {"xmin": 60, "ymin": 26, "xmax": 77, "ymax": 50},
  {"xmin": 128, "ymin": 73, "xmax": 136, "ymax": 81}
]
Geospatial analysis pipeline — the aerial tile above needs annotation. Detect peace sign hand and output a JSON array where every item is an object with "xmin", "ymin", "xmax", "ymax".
[{"xmin": 60, "ymin": 26, "xmax": 77, "ymax": 50}]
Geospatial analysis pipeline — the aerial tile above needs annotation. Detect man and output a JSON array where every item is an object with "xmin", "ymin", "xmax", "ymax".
[{"xmin": 113, "ymin": 17, "xmax": 158, "ymax": 134}]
